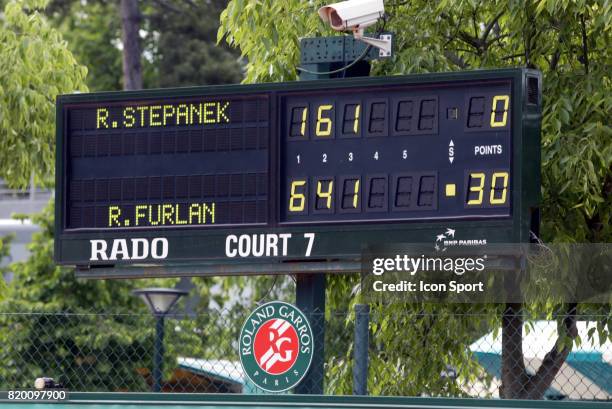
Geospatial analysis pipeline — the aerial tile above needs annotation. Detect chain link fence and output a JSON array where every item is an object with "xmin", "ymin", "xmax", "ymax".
[{"xmin": 0, "ymin": 307, "xmax": 609, "ymax": 400}]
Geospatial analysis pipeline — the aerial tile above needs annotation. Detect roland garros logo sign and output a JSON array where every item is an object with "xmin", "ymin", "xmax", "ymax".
[{"xmin": 239, "ymin": 301, "xmax": 314, "ymax": 392}]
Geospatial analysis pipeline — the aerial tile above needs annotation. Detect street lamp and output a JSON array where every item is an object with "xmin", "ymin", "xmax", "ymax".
[{"xmin": 133, "ymin": 288, "xmax": 188, "ymax": 392}]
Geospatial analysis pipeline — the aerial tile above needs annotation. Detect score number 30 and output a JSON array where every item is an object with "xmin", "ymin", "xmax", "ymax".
[{"xmin": 466, "ymin": 171, "xmax": 509, "ymax": 206}]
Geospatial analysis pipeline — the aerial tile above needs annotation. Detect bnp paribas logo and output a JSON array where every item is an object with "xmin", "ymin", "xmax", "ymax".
[{"xmin": 239, "ymin": 301, "xmax": 314, "ymax": 393}]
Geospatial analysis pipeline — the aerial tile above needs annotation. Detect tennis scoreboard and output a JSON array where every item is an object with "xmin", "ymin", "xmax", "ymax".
[{"xmin": 55, "ymin": 69, "xmax": 541, "ymax": 270}]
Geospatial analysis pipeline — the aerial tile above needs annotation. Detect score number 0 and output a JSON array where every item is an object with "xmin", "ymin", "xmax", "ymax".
[{"xmin": 490, "ymin": 95, "xmax": 509, "ymax": 128}]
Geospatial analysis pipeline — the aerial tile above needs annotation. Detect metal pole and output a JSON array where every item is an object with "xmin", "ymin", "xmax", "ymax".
[
  {"xmin": 295, "ymin": 37, "xmax": 372, "ymax": 395},
  {"xmin": 294, "ymin": 274, "xmax": 326, "ymax": 394},
  {"xmin": 153, "ymin": 314, "xmax": 164, "ymax": 392},
  {"xmin": 352, "ymin": 304, "xmax": 370, "ymax": 395},
  {"xmin": 293, "ymin": 52, "xmax": 332, "ymax": 395}
]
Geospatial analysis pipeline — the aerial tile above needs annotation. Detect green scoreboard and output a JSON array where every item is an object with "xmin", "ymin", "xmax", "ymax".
[{"xmin": 54, "ymin": 69, "xmax": 542, "ymax": 273}]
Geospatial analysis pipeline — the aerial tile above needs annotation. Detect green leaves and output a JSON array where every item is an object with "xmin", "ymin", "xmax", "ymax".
[
  {"xmin": 219, "ymin": 0, "xmax": 611, "ymax": 396},
  {"xmin": 0, "ymin": 201, "xmax": 197, "ymax": 390},
  {"xmin": 542, "ymin": 70, "xmax": 611, "ymax": 237},
  {"xmin": 0, "ymin": 232, "xmax": 13, "ymax": 303},
  {"xmin": 219, "ymin": 0, "xmax": 326, "ymax": 84},
  {"xmin": 0, "ymin": 0, "xmax": 87, "ymax": 189}
]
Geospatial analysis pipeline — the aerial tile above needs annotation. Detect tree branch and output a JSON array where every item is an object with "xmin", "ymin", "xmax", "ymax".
[
  {"xmin": 527, "ymin": 304, "xmax": 578, "ymax": 399},
  {"xmin": 472, "ymin": 8, "xmax": 479, "ymax": 39},
  {"xmin": 482, "ymin": 10, "xmax": 505, "ymax": 42},
  {"xmin": 546, "ymin": 18, "xmax": 564, "ymax": 71},
  {"xmin": 501, "ymin": 53, "xmax": 525, "ymax": 60},
  {"xmin": 549, "ymin": 49, "xmax": 561, "ymax": 71},
  {"xmin": 500, "ymin": 303, "xmax": 528, "ymax": 398},
  {"xmin": 120, "ymin": 0, "xmax": 143, "ymax": 90},
  {"xmin": 580, "ymin": 14, "xmax": 589, "ymax": 74},
  {"xmin": 457, "ymin": 30, "xmax": 482, "ymax": 51},
  {"xmin": 443, "ymin": 50, "xmax": 469, "ymax": 69},
  {"xmin": 486, "ymin": 34, "xmax": 510, "ymax": 47},
  {"xmin": 586, "ymin": 165, "xmax": 612, "ymax": 239},
  {"xmin": 152, "ymin": 0, "xmax": 182, "ymax": 13},
  {"xmin": 442, "ymin": 15, "xmax": 464, "ymax": 48}
]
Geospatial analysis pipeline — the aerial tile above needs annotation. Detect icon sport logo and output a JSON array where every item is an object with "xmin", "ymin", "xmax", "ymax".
[{"xmin": 239, "ymin": 301, "xmax": 314, "ymax": 393}]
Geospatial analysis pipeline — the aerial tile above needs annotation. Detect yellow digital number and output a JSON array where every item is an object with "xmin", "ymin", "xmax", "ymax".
[
  {"xmin": 300, "ymin": 107, "xmax": 308, "ymax": 136},
  {"xmin": 351, "ymin": 180, "xmax": 360, "ymax": 208},
  {"xmin": 490, "ymin": 172, "xmax": 509, "ymax": 204},
  {"xmin": 317, "ymin": 180, "xmax": 334, "ymax": 209},
  {"xmin": 316, "ymin": 105, "xmax": 333, "ymax": 137},
  {"xmin": 490, "ymin": 95, "xmax": 510, "ymax": 127},
  {"xmin": 289, "ymin": 180, "xmax": 306, "ymax": 212},
  {"xmin": 467, "ymin": 173, "xmax": 486, "ymax": 205},
  {"xmin": 353, "ymin": 105, "xmax": 361, "ymax": 134}
]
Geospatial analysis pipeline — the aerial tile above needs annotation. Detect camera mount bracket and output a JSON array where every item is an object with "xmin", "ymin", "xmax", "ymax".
[
  {"xmin": 353, "ymin": 30, "xmax": 392, "ymax": 57},
  {"xmin": 299, "ymin": 33, "xmax": 393, "ymax": 79}
]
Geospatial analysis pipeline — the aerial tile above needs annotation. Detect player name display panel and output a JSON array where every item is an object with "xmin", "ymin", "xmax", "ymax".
[{"xmin": 61, "ymin": 78, "xmax": 513, "ymax": 232}]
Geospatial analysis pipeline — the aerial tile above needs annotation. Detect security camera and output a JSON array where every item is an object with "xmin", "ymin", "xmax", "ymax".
[
  {"xmin": 318, "ymin": 0, "xmax": 392, "ymax": 57},
  {"xmin": 35, "ymin": 377, "xmax": 63, "ymax": 390},
  {"xmin": 318, "ymin": 0, "xmax": 384, "ymax": 32}
]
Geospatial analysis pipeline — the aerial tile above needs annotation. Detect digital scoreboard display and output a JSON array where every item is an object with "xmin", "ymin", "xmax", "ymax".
[
  {"xmin": 65, "ymin": 96, "xmax": 269, "ymax": 229},
  {"xmin": 281, "ymin": 87, "xmax": 511, "ymax": 224},
  {"xmin": 55, "ymin": 69, "xmax": 541, "ymax": 270}
]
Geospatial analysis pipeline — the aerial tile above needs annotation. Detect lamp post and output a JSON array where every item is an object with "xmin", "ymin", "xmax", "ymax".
[{"xmin": 133, "ymin": 288, "xmax": 188, "ymax": 392}]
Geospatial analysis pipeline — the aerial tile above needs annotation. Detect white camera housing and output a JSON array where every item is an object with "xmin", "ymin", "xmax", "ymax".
[
  {"xmin": 318, "ymin": 0, "xmax": 391, "ymax": 57},
  {"xmin": 318, "ymin": 0, "xmax": 384, "ymax": 32}
]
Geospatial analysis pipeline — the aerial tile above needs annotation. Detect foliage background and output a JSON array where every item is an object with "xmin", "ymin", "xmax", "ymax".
[
  {"xmin": 0, "ymin": 0, "xmax": 254, "ymax": 390},
  {"xmin": 0, "ymin": 0, "xmax": 87, "ymax": 188},
  {"xmin": 218, "ymin": 0, "xmax": 611, "ymax": 396},
  {"xmin": 0, "ymin": 0, "xmax": 609, "ymax": 397},
  {"xmin": 45, "ymin": 0, "xmax": 243, "ymax": 92}
]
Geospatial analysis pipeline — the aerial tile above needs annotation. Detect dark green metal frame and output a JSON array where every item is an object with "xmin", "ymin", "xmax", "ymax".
[
  {"xmin": 55, "ymin": 68, "xmax": 542, "ymax": 276},
  {"xmin": 1, "ymin": 392, "xmax": 607, "ymax": 408},
  {"xmin": 300, "ymin": 36, "xmax": 382, "ymax": 64}
]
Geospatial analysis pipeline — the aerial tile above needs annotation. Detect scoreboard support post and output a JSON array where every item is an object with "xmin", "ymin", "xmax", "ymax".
[
  {"xmin": 294, "ymin": 273, "xmax": 326, "ymax": 394},
  {"xmin": 294, "ymin": 39, "xmax": 335, "ymax": 395},
  {"xmin": 294, "ymin": 36, "xmax": 377, "ymax": 394},
  {"xmin": 353, "ymin": 303, "xmax": 370, "ymax": 395}
]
